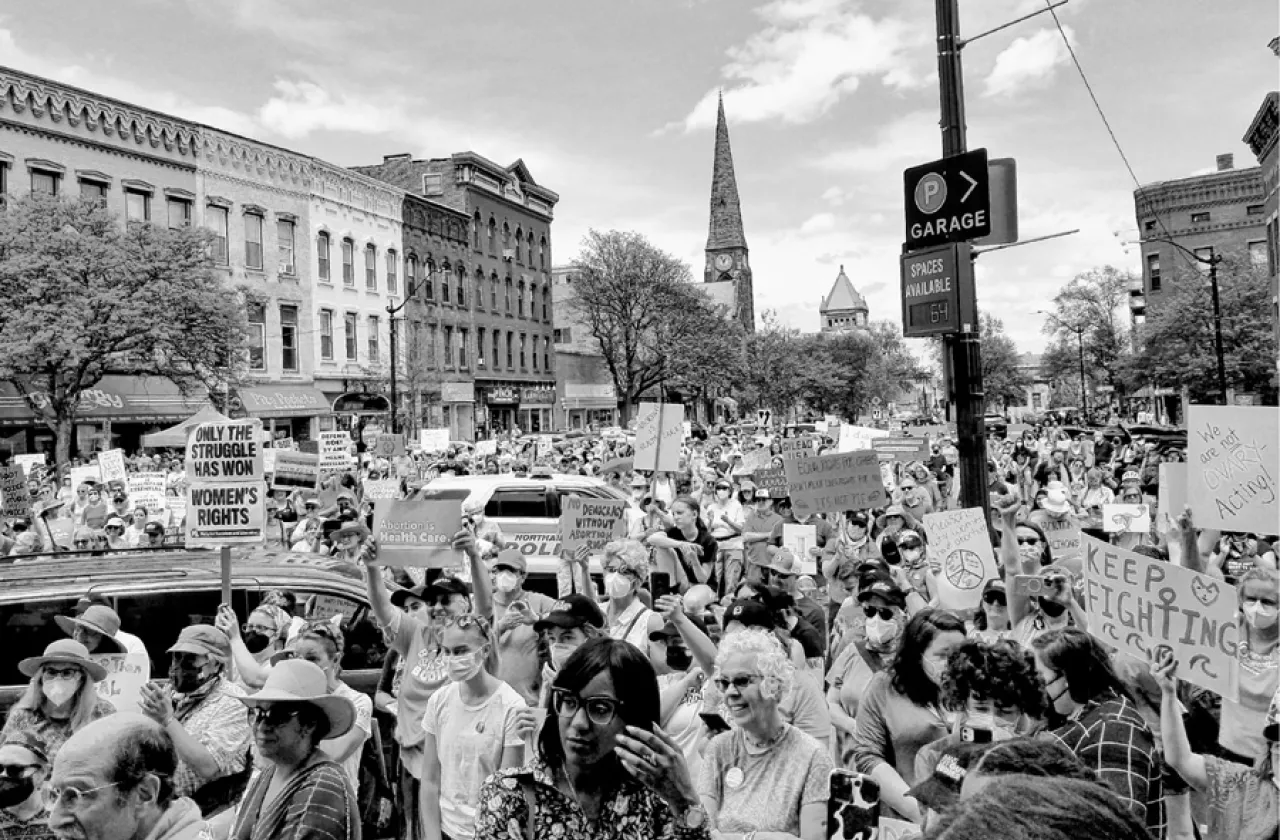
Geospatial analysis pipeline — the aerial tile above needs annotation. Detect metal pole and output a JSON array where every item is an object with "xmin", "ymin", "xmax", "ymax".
[
  {"xmin": 388, "ymin": 311, "xmax": 399, "ymax": 434},
  {"xmin": 1208, "ymin": 258, "xmax": 1229, "ymax": 405},
  {"xmin": 1077, "ymin": 327, "xmax": 1087, "ymax": 417},
  {"xmin": 937, "ymin": 0, "xmax": 990, "ymax": 519}
]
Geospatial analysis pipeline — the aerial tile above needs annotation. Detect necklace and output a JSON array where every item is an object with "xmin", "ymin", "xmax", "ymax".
[{"xmin": 742, "ymin": 722, "xmax": 786, "ymax": 752}]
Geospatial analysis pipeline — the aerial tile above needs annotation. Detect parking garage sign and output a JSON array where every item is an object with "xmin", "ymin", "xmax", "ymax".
[{"xmin": 903, "ymin": 149, "xmax": 991, "ymax": 250}]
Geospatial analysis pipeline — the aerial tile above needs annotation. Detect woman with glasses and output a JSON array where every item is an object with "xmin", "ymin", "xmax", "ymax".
[
  {"xmin": 422, "ymin": 614, "xmax": 529, "ymax": 840},
  {"xmin": 475, "ymin": 637, "xmax": 708, "ymax": 840},
  {"xmin": 995, "ymin": 499, "xmax": 1083, "ymax": 651},
  {"xmin": 229, "ymin": 659, "xmax": 360, "ymax": 840},
  {"xmin": 217, "ymin": 604, "xmax": 290, "ymax": 692},
  {"xmin": 0, "ymin": 731, "xmax": 53, "ymax": 840},
  {"xmin": 698, "ymin": 627, "xmax": 831, "ymax": 840},
  {"xmin": 2, "ymin": 640, "xmax": 115, "ymax": 769},
  {"xmin": 969, "ymin": 578, "xmax": 1011, "ymax": 643}
]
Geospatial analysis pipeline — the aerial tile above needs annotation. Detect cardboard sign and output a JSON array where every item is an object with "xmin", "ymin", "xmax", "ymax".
[
  {"xmin": 1030, "ymin": 512, "xmax": 1082, "ymax": 569},
  {"xmin": 272, "ymin": 451, "xmax": 321, "ymax": 492},
  {"xmin": 1157, "ymin": 462, "xmax": 1188, "ymax": 523},
  {"xmin": 871, "ymin": 436, "xmax": 930, "ymax": 464},
  {"xmin": 309, "ymin": 595, "xmax": 360, "ymax": 623},
  {"xmin": 375, "ymin": 434, "xmax": 406, "ymax": 458},
  {"xmin": 922, "ymin": 508, "xmax": 1000, "ymax": 611},
  {"xmin": 475, "ymin": 440, "xmax": 497, "ymax": 459},
  {"xmin": 167, "ymin": 495, "xmax": 187, "ymax": 528},
  {"xmin": 363, "ymin": 479, "xmax": 401, "ymax": 501},
  {"xmin": 783, "ymin": 450, "xmax": 886, "ymax": 516},
  {"xmin": 70, "ymin": 464, "xmax": 102, "ymax": 491},
  {"xmin": 98, "ymin": 449, "xmax": 127, "ymax": 484},
  {"xmin": 781, "ymin": 436, "xmax": 816, "ymax": 461},
  {"xmin": 0, "ymin": 465, "xmax": 31, "ymax": 517},
  {"xmin": 1103, "ymin": 503, "xmax": 1151, "ymax": 534},
  {"xmin": 781, "ymin": 523, "xmax": 817, "ymax": 575},
  {"xmin": 319, "ymin": 431, "xmax": 354, "ymax": 472},
  {"xmin": 753, "ymin": 466, "xmax": 790, "ymax": 498},
  {"xmin": 93, "ymin": 652, "xmax": 149, "ymax": 715},
  {"xmin": 186, "ymin": 421, "xmax": 264, "ymax": 481},
  {"xmin": 558, "ymin": 496, "xmax": 627, "ymax": 555},
  {"xmin": 14, "ymin": 453, "xmax": 45, "ymax": 473},
  {"xmin": 372, "ymin": 499, "xmax": 461, "ymax": 567},
  {"xmin": 1081, "ymin": 535, "xmax": 1238, "ymax": 698},
  {"xmin": 634, "ymin": 403, "xmax": 684, "ymax": 473},
  {"xmin": 298, "ymin": 440, "xmax": 320, "ymax": 455},
  {"xmin": 837, "ymin": 424, "xmax": 888, "ymax": 453},
  {"xmin": 420, "ymin": 428, "xmax": 450, "ymax": 453},
  {"xmin": 1186, "ymin": 405, "xmax": 1278, "ymax": 534},
  {"xmin": 185, "ymin": 482, "xmax": 265, "ymax": 546},
  {"xmin": 741, "ymin": 449, "xmax": 775, "ymax": 473},
  {"xmin": 126, "ymin": 473, "xmax": 168, "ymax": 516}
]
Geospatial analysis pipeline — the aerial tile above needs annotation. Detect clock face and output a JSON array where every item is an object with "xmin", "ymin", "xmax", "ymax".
[{"xmin": 714, "ymin": 254, "xmax": 733, "ymax": 271}]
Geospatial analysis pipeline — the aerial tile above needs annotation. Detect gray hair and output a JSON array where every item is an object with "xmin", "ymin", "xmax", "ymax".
[
  {"xmin": 105, "ymin": 715, "xmax": 178, "ymax": 807},
  {"xmin": 603, "ymin": 539, "xmax": 650, "ymax": 580},
  {"xmin": 715, "ymin": 626, "xmax": 795, "ymax": 701}
]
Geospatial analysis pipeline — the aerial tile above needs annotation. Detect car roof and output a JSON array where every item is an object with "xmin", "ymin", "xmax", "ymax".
[{"xmin": 426, "ymin": 473, "xmax": 609, "ymax": 490}]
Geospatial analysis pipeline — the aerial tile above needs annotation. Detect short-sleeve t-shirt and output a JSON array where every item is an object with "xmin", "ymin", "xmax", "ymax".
[
  {"xmin": 698, "ymin": 725, "xmax": 832, "ymax": 836},
  {"xmin": 494, "ymin": 591, "xmax": 557, "ymax": 707},
  {"xmin": 331, "ymin": 681, "xmax": 373, "ymax": 791},
  {"xmin": 388, "ymin": 610, "xmax": 446, "ymax": 772},
  {"xmin": 423, "ymin": 681, "xmax": 527, "ymax": 840}
]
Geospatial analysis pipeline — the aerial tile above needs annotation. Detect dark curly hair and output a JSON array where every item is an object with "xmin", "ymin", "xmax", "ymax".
[
  {"xmin": 889, "ymin": 609, "xmax": 968, "ymax": 708},
  {"xmin": 940, "ymin": 639, "xmax": 1046, "ymax": 719}
]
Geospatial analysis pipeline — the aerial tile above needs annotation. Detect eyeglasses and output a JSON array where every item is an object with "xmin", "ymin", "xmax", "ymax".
[
  {"xmin": 712, "ymin": 674, "xmax": 762, "ymax": 693},
  {"xmin": 74, "ymin": 540, "xmax": 91, "ymax": 548},
  {"xmin": 242, "ymin": 624, "xmax": 276, "ymax": 635},
  {"xmin": 247, "ymin": 706, "xmax": 304, "ymax": 728},
  {"xmin": 982, "ymin": 592, "xmax": 1007, "ymax": 606},
  {"xmin": 43, "ymin": 781, "xmax": 120, "ymax": 810},
  {"xmin": 863, "ymin": 605, "xmax": 896, "ymax": 621},
  {"xmin": 898, "ymin": 541, "xmax": 923, "ymax": 551},
  {"xmin": 0, "ymin": 764, "xmax": 39, "ymax": 781},
  {"xmin": 1015, "ymin": 537, "xmax": 1042, "ymax": 546},
  {"xmin": 43, "ymin": 666, "xmax": 82, "ymax": 680},
  {"xmin": 551, "ymin": 688, "xmax": 623, "ymax": 726}
]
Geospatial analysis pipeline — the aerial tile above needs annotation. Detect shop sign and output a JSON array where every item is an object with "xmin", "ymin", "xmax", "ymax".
[
  {"xmin": 520, "ymin": 387, "xmax": 556, "ymax": 406},
  {"xmin": 488, "ymin": 387, "xmax": 518, "ymax": 405},
  {"xmin": 441, "ymin": 382, "xmax": 475, "ymax": 403}
]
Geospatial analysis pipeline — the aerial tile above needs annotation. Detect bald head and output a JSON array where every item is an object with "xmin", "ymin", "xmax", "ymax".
[{"xmin": 53, "ymin": 713, "xmax": 177, "ymax": 807}]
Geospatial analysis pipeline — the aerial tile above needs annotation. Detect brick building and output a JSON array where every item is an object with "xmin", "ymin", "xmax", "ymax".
[
  {"xmin": 1242, "ymin": 37, "xmax": 1278, "ymax": 377},
  {"xmin": 551, "ymin": 265, "xmax": 618, "ymax": 429},
  {"xmin": 355, "ymin": 152, "xmax": 559, "ymax": 435},
  {"xmin": 819, "ymin": 265, "xmax": 870, "ymax": 334}
]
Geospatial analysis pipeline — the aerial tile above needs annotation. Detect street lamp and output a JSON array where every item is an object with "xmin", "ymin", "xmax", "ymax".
[
  {"xmin": 387, "ymin": 268, "xmax": 431, "ymax": 435},
  {"xmin": 1038, "ymin": 310, "xmax": 1088, "ymax": 418}
]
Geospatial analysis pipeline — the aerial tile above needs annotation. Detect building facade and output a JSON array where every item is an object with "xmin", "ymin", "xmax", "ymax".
[
  {"xmin": 551, "ymin": 265, "xmax": 619, "ymax": 429},
  {"xmin": 0, "ymin": 67, "xmax": 210, "ymax": 456},
  {"xmin": 819, "ymin": 265, "xmax": 870, "ymax": 333},
  {"xmin": 355, "ymin": 152, "xmax": 559, "ymax": 435},
  {"xmin": 703, "ymin": 95, "xmax": 755, "ymax": 332},
  {"xmin": 1242, "ymin": 40, "xmax": 1278, "ymax": 375}
]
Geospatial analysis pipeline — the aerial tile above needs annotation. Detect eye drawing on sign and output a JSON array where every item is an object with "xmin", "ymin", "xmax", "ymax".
[{"xmin": 944, "ymin": 549, "xmax": 986, "ymax": 590}]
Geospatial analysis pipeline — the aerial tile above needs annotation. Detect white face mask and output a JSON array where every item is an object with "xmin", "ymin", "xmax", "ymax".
[
  {"xmin": 1243, "ymin": 601, "xmax": 1279, "ymax": 628},
  {"xmin": 445, "ymin": 650, "xmax": 485, "ymax": 683},
  {"xmin": 865, "ymin": 616, "xmax": 899, "ymax": 647},
  {"xmin": 43, "ymin": 676, "xmax": 80, "ymax": 708},
  {"xmin": 494, "ymin": 571, "xmax": 520, "ymax": 594},
  {"xmin": 605, "ymin": 572, "xmax": 632, "ymax": 600},
  {"xmin": 964, "ymin": 710, "xmax": 1018, "ymax": 742},
  {"xmin": 549, "ymin": 642, "xmax": 577, "ymax": 671}
]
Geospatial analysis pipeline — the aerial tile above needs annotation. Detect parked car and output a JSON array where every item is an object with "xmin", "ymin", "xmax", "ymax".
[{"xmin": 983, "ymin": 414, "xmax": 1009, "ymax": 438}]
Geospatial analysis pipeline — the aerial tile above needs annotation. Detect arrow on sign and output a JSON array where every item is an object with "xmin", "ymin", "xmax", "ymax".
[{"xmin": 960, "ymin": 171, "xmax": 978, "ymax": 203}]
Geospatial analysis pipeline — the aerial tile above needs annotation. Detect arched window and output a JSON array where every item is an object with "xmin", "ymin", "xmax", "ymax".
[
  {"xmin": 515, "ymin": 228, "xmax": 524, "ymax": 264},
  {"xmin": 423, "ymin": 259, "xmax": 435, "ymax": 300},
  {"xmin": 502, "ymin": 222, "xmax": 511, "ymax": 249},
  {"xmin": 472, "ymin": 212, "xmax": 481, "ymax": 250},
  {"xmin": 475, "ymin": 267, "xmax": 486, "ymax": 310},
  {"xmin": 440, "ymin": 260, "xmax": 451, "ymax": 303},
  {"xmin": 539, "ymin": 235, "xmax": 547, "ymax": 270},
  {"xmin": 456, "ymin": 264, "xmax": 466, "ymax": 306},
  {"xmin": 406, "ymin": 254, "xmax": 418, "ymax": 297},
  {"xmin": 517, "ymin": 281, "xmax": 526, "ymax": 317},
  {"xmin": 490, "ymin": 272, "xmax": 499, "ymax": 311},
  {"xmin": 487, "ymin": 217, "xmax": 496, "ymax": 254}
]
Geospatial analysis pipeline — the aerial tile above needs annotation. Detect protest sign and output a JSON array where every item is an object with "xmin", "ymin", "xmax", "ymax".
[
  {"xmin": 475, "ymin": 440, "xmax": 497, "ymax": 458},
  {"xmin": 781, "ymin": 436, "xmax": 816, "ymax": 461},
  {"xmin": 372, "ymin": 499, "xmax": 460, "ymax": 566},
  {"xmin": 93, "ymin": 652, "xmax": 149, "ymax": 715},
  {"xmin": 837, "ymin": 424, "xmax": 888, "ymax": 453},
  {"xmin": 167, "ymin": 495, "xmax": 187, "ymax": 529},
  {"xmin": 1103, "ymin": 503, "xmax": 1151, "ymax": 534},
  {"xmin": 272, "ymin": 451, "xmax": 321, "ymax": 492},
  {"xmin": 1157, "ymin": 462, "xmax": 1188, "ymax": 523},
  {"xmin": 682, "ymin": 421, "xmax": 693, "ymax": 439},
  {"xmin": 783, "ymin": 450, "xmax": 886, "ymax": 516},
  {"xmin": 185, "ymin": 482, "xmax": 265, "ymax": 546},
  {"xmin": 1186, "ymin": 405, "xmax": 1278, "ymax": 534},
  {"xmin": 781, "ymin": 524, "xmax": 817, "ymax": 575},
  {"xmin": 319, "ymin": 431, "xmax": 354, "ymax": 472},
  {"xmin": 262, "ymin": 449, "xmax": 276, "ymax": 475},
  {"xmin": 98, "ymin": 449, "xmax": 127, "ymax": 485},
  {"xmin": 634, "ymin": 403, "xmax": 684, "ymax": 473},
  {"xmin": 1081, "ymin": 535, "xmax": 1238, "ymax": 697},
  {"xmin": 559, "ymin": 496, "xmax": 628, "ymax": 555},
  {"xmin": 1030, "ymin": 513, "xmax": 1082, "ymax": 571},
  {"xmin": 13, "ymin": 453, "xmax": 45, "ymax": 474},
  {"xmin": 922, "ymin": 508, "xmax": 1000, "ymax": 611},
  {"xmin": 309, "ymin": 595, "xmax": 360, "ymax": 623},
  {"xmin": 0, "ymin": 465, "xmax": 31, "ymax": 517},
  {"xmin": 741, "ymin": 449, "xmax": 774, "ymax": 473},
  {"xmin": 420, "ymin": 428, "xmax": 450, "ymax": 453},
  {"xmin": 186, "ymin": 421, "xmax": 264, "ymax": 481},
  {"xmin": 363, "ymin": 479, "xmax": 401, "ymax": 501},
  {"xmin": 126, "ymin": 473, "xmax": 167, "ymax": 516},
  {"xmin": 375, "ymin": 434, "xmax": 406, "ymax": 458},
  {"xmin": 753, "ymin": 466, "xmax": 790, "ymax": 498},
  {"xmin": 871, "ymin": 436, "xmax": 930, "ymax": 464},
  {"xmin": 70, "ymin": 464, "xmax": 101, "ymax": 491},
  {"xmin": 298, "ymin": 440, "xmax": 320, "ymax": 455}
]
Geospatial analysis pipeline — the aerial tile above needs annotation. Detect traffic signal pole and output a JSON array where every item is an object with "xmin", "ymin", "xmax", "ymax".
[{"xmin": 936, "ymin": 0, "xmax": 991, "ymax": 519}]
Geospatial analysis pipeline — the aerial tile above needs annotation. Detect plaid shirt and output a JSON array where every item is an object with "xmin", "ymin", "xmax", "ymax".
[
  {"xmin": 1044, "ymin": 694, "xmax": 1166, "ymax": 838},
  {"xmin": 171, "ymin": 677, "xmax": 250, "ymax": 798}
]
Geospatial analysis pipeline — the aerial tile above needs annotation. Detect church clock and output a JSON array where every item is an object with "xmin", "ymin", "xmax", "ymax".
[{"xmin": 714, "ymin": 253, "xmax": 733, "ymax": 271}]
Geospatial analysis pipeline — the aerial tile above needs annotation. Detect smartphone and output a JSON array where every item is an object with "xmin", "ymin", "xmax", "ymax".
[
  {"xmin": 1011, "ymin": 575, "xmax": 1043, "ymax": 597},
  {"xmin": 698, "ymin": 712, "xmax": 732, "ymax": 735},
  {"xmin": 959, "ymin": 725, "xmax": 994, "ymax": 744},
  {"xmin": 827, "ymin": 768, "xmax": 880, "ymax": 840},
  {"xmin": 650, "ymin": 572, "xmax": 673, "ymax": 603}
]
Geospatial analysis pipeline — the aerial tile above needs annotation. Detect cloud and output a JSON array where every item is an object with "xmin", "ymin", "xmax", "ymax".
[
  {"xmin": 811, "ymin": 109, "xmax": 940, "ymax": 174},
  {"xmin": 821, "ymin": 185, "xmax": 848, "ymax": 206},
  {"xmin": 663, "ymin": 0, "xmax": 932, "ymax": 132},
  {"xmin": 799, "ymin": 212, "xmax": 837, "ymax": 234},
  {"xmin": 982, "ymin": 25, "xmax": 1075, "ymax": 98}
]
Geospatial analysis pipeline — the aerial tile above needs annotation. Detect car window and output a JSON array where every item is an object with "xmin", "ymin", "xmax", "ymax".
[
  {"xmin": 0, "ymin": 598, "xmax": 79, "ymax": 687},
  {"xmin": 296, "ymin": 592, "xmax": 388, "ymax": 673},
  {"xmin": 485, "ymin": 488, "xmax": 548, "ymax": 518}
]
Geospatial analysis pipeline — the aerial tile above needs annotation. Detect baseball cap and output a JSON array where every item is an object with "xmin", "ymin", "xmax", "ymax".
[
  {"xmin": 105, "ymin": 517, "xmax": 125, "ymax": 530},
  {"xmin": 767, "ymin": 548, "xmax": 803, "ymax": 576},
  {"xmin": 143, "ymin": 521, "xmax": 165, "ymax": 536},
  {"xmin": 533, "ymin": 594, "xmax": 606, "ymax": 633},
  {"xmin": 650, "ymin": 612, "xmax": 708, "ymax": 641},
  {"xmin": 906, "ymin": 743, "xmax": 991, "ymax": 812},
  {"xmin": 723, "ymin": 599, "xmax": 775, "ymax": 631},
  {"xmin": 753, "ymin": 488, "xmax": 772, "ymax": 500},
  {"xmin": 857, "ymin": 580, "xmax": 908, "ymax": 609},
  {"xmin": 167, "ymin": 624, "xmax": 232, "ymax": 662},
  {"xmin": 389, "ymin": 576, "xmax": 471, "ymax": 609},
  {"xmin": 489, "ymin": 547, "xmax": 527, "ymax": 574}
]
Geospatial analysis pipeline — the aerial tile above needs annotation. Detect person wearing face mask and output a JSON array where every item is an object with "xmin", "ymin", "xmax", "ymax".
[
  {"xmin": 215, "ymin": 605, "xmax": 288, "ymax": 692},
  {"xmin": 422, "ymin": 615, "xmax": 529, "ymax": 840},
  {"xmin": 135, "ymin": 625, "xmax": 250, "ymax": 812},
  {"xmin": 1219, "ymin": 567, "xmax": 1280, "ymax": 766},
  {"xmin": 1028, "ymin": 480, "xmax": 1084, "ymax": 575},
  {"xmin": 1031, "ymin": 628, "xmax": 1164, "ymax": 837},
  {"xmin": 823, "ymin": 511, "xmax": 882, "ymax": 626},
  {"xmin": 534, "ymin": 595, "xmax": 607, "ymax": 707},
  {"xmin": 0, "ymin": 731, "xmax": 52, "ymax": 840},
  {"xmin": 646, "ymin": 600, "xmax": 712, "ymax": 785},
  {"xmin": 80, "ymin": 487, "xmax": 108, "ymax": 530},
  {"xmin": 596, "ymin": 539, "xmax": 666, "ymax": 652},
  {"xmin": 968, "ymin": 578, "xmax": 1011, "ymax": 643},
  {"xmin": 488, "ymin": 548, "xmax": 556, "ymax": 706},
  {"xmin": 1, "ymin": 640, "xmax": 115, "ymax": 770},
  {"xmin": 892, "ymin": 529, "xmax": 937, "ymax": 606},
  {"xmin": 741, "ymin": 489, "xmax": 783, "ymax": 586},
  {"xmin": 704, "ymin": 480, "xmax": 745, "ymax": 595},
  {"xmin": 827, "ymin": 580, "xmax": 908, "ymax": 768}
]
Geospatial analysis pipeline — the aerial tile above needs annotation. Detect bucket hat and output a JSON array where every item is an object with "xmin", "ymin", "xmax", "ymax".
[
  {"xmin": 19, "ymin": 638, "xmax": 107, "ymax": 682},
  {"xmin": 55, "ymin": 605, "xmax": 126, "ymax": 654},
  {"xmin": 237, "ymin": 659, "xmax": 355, "ymax": 739}
]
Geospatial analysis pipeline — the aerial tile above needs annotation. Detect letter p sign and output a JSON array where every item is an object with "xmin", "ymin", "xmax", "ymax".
[{"xmin": 915, "ymin": 173, "xmax": 947, "ymax": 215}]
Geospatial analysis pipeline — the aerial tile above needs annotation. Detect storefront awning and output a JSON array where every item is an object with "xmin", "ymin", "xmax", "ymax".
[
  {"xmin": 563, "ymin": 397, "xmax": 618, "ymax": 410},
  {"xmin": 234, "ymin": 386, "xmax": 333, "ymax": 418},
  {"xmin": 0, "ymin": 376, "xmax": 208, "ymax": 426},
  {"xmin": 332, "ymin": 392, "xmax": 391, "ymax": 414}
]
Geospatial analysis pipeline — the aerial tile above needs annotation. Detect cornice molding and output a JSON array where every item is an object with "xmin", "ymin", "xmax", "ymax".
[{"xmin": 197, "ymin": 127, "xmax": 312, "ymax": 190}]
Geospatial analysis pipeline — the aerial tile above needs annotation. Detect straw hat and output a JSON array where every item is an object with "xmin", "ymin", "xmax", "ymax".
[
  {"xmin": 237, "ymin": 659, "xmax": 355, "ymax": 739},
  {"xmin": 55, "ymin": 605, "xmax": 126, "ymax": 654},
  {"xmin": 19, "ymin": 639, "xmax": 107, "ymax": 682}
]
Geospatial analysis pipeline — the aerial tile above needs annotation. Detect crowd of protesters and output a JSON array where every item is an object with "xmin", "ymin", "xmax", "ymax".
[{"xmin": 0, "ymin": 417, "xmax": 1276, "ymax": 840}]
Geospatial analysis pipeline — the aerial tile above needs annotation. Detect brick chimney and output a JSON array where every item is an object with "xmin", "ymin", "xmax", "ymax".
[
  {"xmin": 1216, "ymin": 153, "xmax": 1234, "ymax": 171},
  {"xmin": 383, "ymin": 153, "xmax": 412, "ymax": 163}
]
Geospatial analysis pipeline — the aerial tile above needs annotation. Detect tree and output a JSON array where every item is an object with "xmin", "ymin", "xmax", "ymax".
[
  {"xmin": 979, "ymin": 314, "xmax": 1030, "ymax": 410},
  {"xmin": 740, "ymin": 311, "xmax": 812, "ymax": 420},
  {"xmin": 665, "ymin": 302, "xmax": 747, "ymax": 411},
  {"xmin": 0, "ymin": 193, "xmax": 251, "ymax": 472},
  {"xmin": 1127, "ymin": 252, "xmax": 1277, "ymax": 403},
  {"xmin": 1040, "ymin": 266, "xmax": 1133, "ymax": 394}
]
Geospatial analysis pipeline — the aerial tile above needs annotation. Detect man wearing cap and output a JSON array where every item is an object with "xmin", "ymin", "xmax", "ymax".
[
  {"xmin": 0, "ymin": 731, "xmax": 52, "ymax": 839},
  {"xmin": 57, "ymin": 603, "xmax": 148, "ymax": 659},
  {"xmin": 904, "ymin": 742, "xmax": 992, "ymax": 834},
  {"xmin": 765, "ymin": 549, "xmax": 827, "ymax": 653},
  {"xmin": 741, "ymin": 488, "xmax": 781, "ymax": 585},
  {"xmin": 138, "ymin": 625, "xmax": 249, "ymax": 809},
  {"xmin": 488, "ymin": 548, "xmax": 556, "ymax": 706},
  {"xmin": 139, "ymin": 520, "xmax": 167, "ymax": 549}
]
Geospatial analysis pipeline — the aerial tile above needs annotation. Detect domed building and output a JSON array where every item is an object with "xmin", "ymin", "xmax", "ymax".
[{"xmin": 819, "ymin": 265, "xmax": 869, "ymax": 333}]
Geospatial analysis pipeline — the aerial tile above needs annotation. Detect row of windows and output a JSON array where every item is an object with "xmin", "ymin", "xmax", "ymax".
[
  {"xmin": 1145, "ymin": 240, "xmax": 1269, "ymax": 292},
  {"xmin": 469, "ymin": 212, "xmax": 548, "ymax": 268},
  {"xmin": 11, "ymin": 163, "xmax": 198, "ymax": 232},
  {"xmin": 1141, "ymin": 204, "xmax": 1265, "ymax": 233}
]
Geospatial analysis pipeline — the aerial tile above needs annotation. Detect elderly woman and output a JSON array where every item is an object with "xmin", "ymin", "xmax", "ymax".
[
  {"xmin": 229, "ymin": 659, "xmax": 359, "ymax": 840},
  {"xmin": 1, "ymin": 640, "xmax": 115, "ymax": 767},
  {"xmin": 699, "ymin": 627, "xmax": 831, "ymax": 840},
  {"xmin": 475, "ymin": 638, "xmax": 709, "ymax": 840},
  {"xmin": 592, "ymin": 539, "xmax": 665, "ymax": 653}
]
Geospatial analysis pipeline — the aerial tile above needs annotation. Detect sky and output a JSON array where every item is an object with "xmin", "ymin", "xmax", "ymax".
[{"xmin": 1, "ymin": 0, "xmax": 1276, "ymax": 358}]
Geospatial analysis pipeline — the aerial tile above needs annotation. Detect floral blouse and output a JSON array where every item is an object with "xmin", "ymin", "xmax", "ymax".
[{"xmin": 474, "ymin": 759, "xmax": 710, "ymax": 840}]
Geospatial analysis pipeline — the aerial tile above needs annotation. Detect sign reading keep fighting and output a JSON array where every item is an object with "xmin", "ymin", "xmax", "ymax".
[{"xmin": 186, "ymin": 421, "xmax": 265, "ymax": 479}]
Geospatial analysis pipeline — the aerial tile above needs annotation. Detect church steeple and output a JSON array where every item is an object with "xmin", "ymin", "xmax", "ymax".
[{"xmin": 706, "ymin": 93, "xmax": 747, "ymax": 251}]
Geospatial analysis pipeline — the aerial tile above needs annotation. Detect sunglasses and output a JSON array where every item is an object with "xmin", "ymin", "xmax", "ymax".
[
  {"xmin": 0, "ymin": 764, "xmax": 39, "ymax": 781},
  {"xmin": 446, "ymin": 614, "xmax": 492, "ymax": 637},
  {"xmin": 712, "ymin": 674, "xmax": 762, "ymax": 693},
  {"xmin": 1016, "ymin": 537, "xmax": 1042, "ymax": 546},
  {"xmin": 551, "ymin": 688, "xmax": 622, "ymax": 726},
  {"xmin": 863, "ymin": 605, "xmax": 896, "ymax": 621},
  {"xmin": 248, "ymin": 706, "xmax": 304, "ymax": 728},
  {"xmin": 982, "ymin": 592, "xmax": 1007, "ymax": 606},
  {"xmin": 898, "ymin": 541, "xmax": 923, "ymax": 551}
]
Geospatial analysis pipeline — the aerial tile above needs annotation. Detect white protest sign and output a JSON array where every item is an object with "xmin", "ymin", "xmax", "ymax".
[
  {"xmin": 781, "ymin": 435, "xmax": 815, "ymax": 461},
  {"xmin": 185, "ymin": 483, "xmax": 265, "ymax": 546},
  {"xmin": 1081, "ymin": 535, "xmax": 1238, "ymax": 697},
  {"xmin": 1103, "ymin": 503, "xmax": 1151, "ymax": 534},
  {"xmin": 372, "ymin": 499, "xmax": 460, "ymax": 567},
  {"xmin": 14, "ymin": 453, "xmax": 45, "ymax": 473},
  {"xmin": 474, "ymin": 440, "xmax": 497, "ymax": 458},
  {"xmin": 783, "ymin": 450, "xmax": 887, "ymax": 516},
  {"xmin": 837, "ymin": 424, "xmax": 887, "ymax": 453},
  {"xmin": 126, "ymin": 473, "xmax": 168, "ymax": 516},
  {"xmin": 309, "ymin": 595, "xmax": 359, "ymax": 623},
  {"xmin": 633, "ymin": 403, "xmax": 684, "ymax": 473},
  {"xmin": 0, "ymin": 465, "xmax": 31, "ymax": 517},
  {"xmin": 98, "ymin": 449, "xmax": 127, "ymax": 485},
  {"xmin": 70, "ymin": 464, "xmax": 102, "ymax": 490},
  {"xmin": 272, "ymin": 451, "xmax": 321, "ymax": 492},
  {"xmin": 93, "ymin": 652, "xmax": 150, "ymax": 715},
  {"xmin": 682, "ymin": 421, "xmax": 693, "ymax": 439},
  {"xmin": 922, "ymin": 508, "xmax": 1000, "ymax": 611},
  {"xmin": 319, "ymin": 431, "xmax": 354, "ymax": 472},
  {"xmin": 375, "ymin": 434, "xmax": 406, "ymax": 458},
  {"xmin": 1186, "ymin": 405, "xmax": 1278, "ymax": 534},
  {"xmin": 262, "ymin": 449, "xmax": 276, "ymax": 475},
  {"xmin": 781, "ymin": 523, "xmax": 817, "ymax": 575},
  {"xmin": 167, "ymin": 495, "xmax": 187, "ymax": 529},
  {"xmin": 363, "ymin": 479, "xmax": 401, "ymax": 501},
  {"xmin": 419, "ymin": 428, "xmax": 450, "ymax": 453},
  {"xmin": 186, "ymin": 421, "xmax": 264, "ymax": 481},
  {"xmin": 1157, "ymin": 462, "xmax": 1188, "ymax": 523},
  {"xmin": 741, "ymin": 449, "xmax": 774, "ymax": 473},
  {"xmin": 558, "ymin": 496, "xmax": 628, "ymax": 555}
]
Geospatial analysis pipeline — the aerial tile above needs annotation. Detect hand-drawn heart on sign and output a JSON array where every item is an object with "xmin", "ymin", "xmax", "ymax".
[{"xmin": 1190, "ymin": 576, "xmax": 1221, "ymax": 608}]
